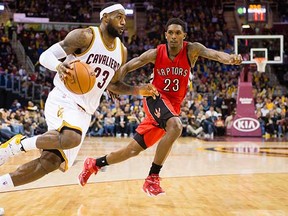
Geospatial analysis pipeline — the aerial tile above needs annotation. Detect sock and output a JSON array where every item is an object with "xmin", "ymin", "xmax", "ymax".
[
  {"xmin": 96, "ymin": 155, "xmax": 108, "ymax": 168},
  {"xmin": 149, "ymin": 162, "xmax": 162, "ymax": 175},
  {"xmin": 21, "ymin": 135, "xmax": 39, "ymax": 151},
  {"xmin": 0, "ymin": 174, "xmax": 15, "ymax": 191}
]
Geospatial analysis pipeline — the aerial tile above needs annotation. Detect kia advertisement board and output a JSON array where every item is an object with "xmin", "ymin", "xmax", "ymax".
[{"xmin": 230, "ymin": 67, "xmax": 261, "ymax": 137}]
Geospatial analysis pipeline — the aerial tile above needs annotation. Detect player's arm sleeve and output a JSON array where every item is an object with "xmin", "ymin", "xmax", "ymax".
[
  {"xmin": 39, "ymin": 28, "xmax": 92, "ymax": 71},
  {"xmin": 39, "ymin": 42, "xmax": 67, "ymax": 71}
]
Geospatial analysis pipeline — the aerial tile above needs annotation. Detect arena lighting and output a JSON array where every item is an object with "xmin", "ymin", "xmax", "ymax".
[
  {"xmin": 0, "ymin": 4, "xmax": 4, "ymax": 11},
  {"xmin": 237, "ymin": 7, "xmax": 246, "ymax": 15},
  {"xmin": 125, "ymin": 8, "xmax": 133, "ymax": 15},
  {"xmin": 242, "ymin": 24, "xmax": 251, "ymax": 28}
]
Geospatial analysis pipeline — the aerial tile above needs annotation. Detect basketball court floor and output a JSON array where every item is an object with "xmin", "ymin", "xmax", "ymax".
[{"xmin": 0, "ymin": 136, "xmax": 287, "ymax": 216}]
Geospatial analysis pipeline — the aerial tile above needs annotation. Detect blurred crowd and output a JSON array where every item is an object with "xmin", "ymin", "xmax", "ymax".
[
  {"xmin": 0, "ymin": 0, "xmax": 288, "ymax": 141},
  {"xmin": 7, "ymin": 0, "xmax": 93, "ymax": 23}
]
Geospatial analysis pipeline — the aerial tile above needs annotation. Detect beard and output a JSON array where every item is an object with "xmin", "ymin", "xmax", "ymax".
[{"xmin": 107, "ymin": 21, "xmax": 121, "ymax": 38}]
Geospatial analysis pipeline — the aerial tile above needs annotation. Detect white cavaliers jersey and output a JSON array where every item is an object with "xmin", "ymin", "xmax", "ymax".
[{"xmin": 53, "ymin": 26, "xmax": 124, "ymax": 114}]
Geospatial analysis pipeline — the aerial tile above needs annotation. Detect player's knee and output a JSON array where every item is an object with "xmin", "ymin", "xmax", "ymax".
[
  {"xmin": 167, "ymin": 117, "xmax": 183, "ymax": 135},
  {"xmin": 129, "ymin": 149, "xmax": 141, "ymax": 157},
  {"xmin": 39, "ymin": 151, "xmax": 62, "ymax": 174},
  {"xmin": 127, "ymin": 142, "xmax": 143, "ymax": 157},
  {"xmin": 60, "ymin": 129, "xmax": 82, "ymax": 149}
]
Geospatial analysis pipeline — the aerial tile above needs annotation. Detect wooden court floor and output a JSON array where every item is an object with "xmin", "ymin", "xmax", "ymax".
[{"xmin": 0, "ymin": 137, "xmax": 288, "ymax": 216}]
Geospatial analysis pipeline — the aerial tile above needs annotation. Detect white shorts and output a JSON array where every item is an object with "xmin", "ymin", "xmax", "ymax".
[{"xmin": 45, "ymin": 87, "xmax": 91, "ymax": 171}]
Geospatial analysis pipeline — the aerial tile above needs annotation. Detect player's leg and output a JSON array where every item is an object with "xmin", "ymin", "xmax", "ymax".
[
  {"xmin": 0, "ymin": 150, "xmax": 64, "ymax": 191},
  {"xmin": 0, "ymin": 124, "xmax": 82, "ymax": 165},
  {"xmin": 129, "ymin": 126, "xmax": 166, "ymax": 196},
  {"xmin": 78, "ymin": 138, "xmax": 145, "ymax": 187},
  {"xmin": 0, "ymin": 88, "xmax": 90, "ymax": 165},
  {"xmin": 106, "ymin": 140, "xmax": 144, "ymax": 164},
  {"xmin": 142, "ymin": 117, "xmax": 182, "ymax": 196},
  {"xmin": 78, "ymin": 117, "xmax": 162, "ymax": 186},
  {"xmin": 142, "ymin": 96, "xmax": 182, "ymax": 196},
  {"xmin": 32, "ymin": 128, "xmax": 82, "ymax": 150},
  {"xmin": 151, "ymin": 116, "xmax": 182, "ymax": 166}
]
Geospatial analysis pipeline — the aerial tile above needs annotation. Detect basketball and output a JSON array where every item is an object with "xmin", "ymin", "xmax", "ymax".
[{"xmin": 64, "ymin": 61, "xmax": 96, "ymax": 95}]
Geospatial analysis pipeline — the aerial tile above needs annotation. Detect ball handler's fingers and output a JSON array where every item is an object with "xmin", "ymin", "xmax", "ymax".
[
  {"xmin": 56, "ymin": 63, "xmax": 66, "ymax": 81},
  {"xmin": 58, "ymin": 60, "xmax": 78, "ymax": 80},
  {"xmin": 68, "ymin": 59, "xmax": 80, "ymax": 69},
  {"xmin": 69, "ymin": 60, "xmax": 94, "ymax": 76}
]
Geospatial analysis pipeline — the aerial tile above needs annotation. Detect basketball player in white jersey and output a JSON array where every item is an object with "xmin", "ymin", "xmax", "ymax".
[{"xmin": 0, "ymin": 2, "xmax": 158, "ymax": 191}]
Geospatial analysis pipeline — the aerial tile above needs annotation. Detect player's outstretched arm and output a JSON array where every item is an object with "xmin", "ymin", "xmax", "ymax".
[
  {"xmin": 107, "ymin": 48, "xmax": 158, "ymax": 98},
  {"xmin": 107, "ymin": 82, "xmax": 159, "ymax": 98},
  {"xmin": 113, "ymin": 48, "xmax": 157, "ymax": 81},
  {"xmin": 188, "ymin": 42, "xmax": 242, "ymax": 65}
]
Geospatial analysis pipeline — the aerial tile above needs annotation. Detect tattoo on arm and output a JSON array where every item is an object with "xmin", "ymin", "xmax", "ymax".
[{"xmin": 61, "ymin": 28, "xmax": 92, "ymax": 54}]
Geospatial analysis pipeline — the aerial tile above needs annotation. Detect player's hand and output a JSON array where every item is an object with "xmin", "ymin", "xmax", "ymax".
[
  {"xmin": 138, "ymin": 84, "xmax": 159, "ymax": 99},
  {"xmin": 229, "ymin": 54, "xmax": 242, "ymax": 65},
  {"xmin": 56, "ymin": 60, "xmax": 80, "ymax": 81}
]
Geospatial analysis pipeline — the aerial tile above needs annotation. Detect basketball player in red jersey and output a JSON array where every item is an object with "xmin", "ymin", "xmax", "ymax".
[{"xmin": 78, "ymin": 18, "xmax": 242, "ymax": 196}]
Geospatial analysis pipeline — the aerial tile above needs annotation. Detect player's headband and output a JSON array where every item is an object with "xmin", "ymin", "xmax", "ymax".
[{"xmin": 100, "ymin": 4, "xmax": 125, "ymax": 20}]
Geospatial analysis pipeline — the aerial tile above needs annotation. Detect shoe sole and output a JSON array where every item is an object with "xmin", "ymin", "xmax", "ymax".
[
  {"xmin": 0, "ymin": 135, "xmax": 24, "ymax": 166},
  {"xmin": 77, "ymin": 176, "xmax": 85, "ymax": 188},
  {"xmin": 0, "ymin": 134, "xmax": 23, "ymax": 149},
  {"xmin": 141, "ymin": 188, "xmax": 166, "ymax": 197}
]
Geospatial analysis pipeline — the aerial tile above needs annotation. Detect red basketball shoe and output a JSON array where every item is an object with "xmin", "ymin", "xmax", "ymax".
[
  {"xmin": 142, "ymin": 174, "xmax": 165, "ymax": 196},
  {"xmin": 78, "ymin": 158, "xmax": 99, "ymax": 186}
]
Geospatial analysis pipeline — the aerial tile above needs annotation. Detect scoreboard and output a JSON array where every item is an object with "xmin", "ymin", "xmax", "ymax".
[{"xmin": 247, "ymin": 4, "xmax": 267, "ymax": 23}]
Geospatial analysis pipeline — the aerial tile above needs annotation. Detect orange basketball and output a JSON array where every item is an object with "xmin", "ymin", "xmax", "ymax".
[{"xmin": 64, "ymin": 61, "xmax": 96, "ymax": 95}]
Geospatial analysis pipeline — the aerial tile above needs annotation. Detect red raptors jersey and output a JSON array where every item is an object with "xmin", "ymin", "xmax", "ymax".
[{"xmin": 152, "ymin": 42, "xmax": 191, "ymax": 114}]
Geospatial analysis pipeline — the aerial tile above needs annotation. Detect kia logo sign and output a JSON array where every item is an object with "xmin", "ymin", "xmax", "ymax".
[{"xmin": 233, "ymin": 118, "xmax": 260, "ymax": 132}]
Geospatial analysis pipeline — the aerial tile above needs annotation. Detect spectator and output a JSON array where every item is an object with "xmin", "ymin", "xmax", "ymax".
[
  {"xmin": 127, "ymin": 112, "xmax": 140, "ymax": 137},
  {"xmin": 90, "ymin": 113, "xmax": 105, "ymax": 137},
  {"xmin": 115, "ymin": 110, "xmax": 129, "ymax": 137},
  {"xmin": 214, "ymin": 113, "xmax": 225, "ymax": 136},
  {"xmin": 186, "ymin": 115, "xmax": 203, "ymax": 137},
  {"xmin": 180, "ymin": 111, "xmax": 189, "ymax": 137},
  {"xmin": 103, "ymin": 111, "xmax": 115, "ymax": 137}
]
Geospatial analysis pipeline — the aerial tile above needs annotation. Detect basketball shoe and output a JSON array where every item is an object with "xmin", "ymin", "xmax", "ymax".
[
  {"xmin": 78, "ymin": 157, "xmax": 100, "ymax": 186},
  {"xmin": 142, "ymin": 174, "xmax": 165, "ymax": 196},
  {"xmin": 0, "ymin": 134, "xmax": 25, "ymax": 166}
]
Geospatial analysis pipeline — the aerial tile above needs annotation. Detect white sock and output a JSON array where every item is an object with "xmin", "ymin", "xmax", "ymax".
[
  {"xmin": 21, "ymin": 135, "xmax": 39, "ymax": 151},
  {"xmin": 0, "ymin": 174, "xmax": 15, "ymax": 191}
]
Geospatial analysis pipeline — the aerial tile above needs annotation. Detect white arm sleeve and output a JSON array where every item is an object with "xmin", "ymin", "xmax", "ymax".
[{"xmin": 39, "ymin": 42, "xmax": 67, "ymax": 71}]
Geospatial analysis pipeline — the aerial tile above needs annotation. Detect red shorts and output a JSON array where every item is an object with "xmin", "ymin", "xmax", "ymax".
[{"xmin": 134, "ymin": 95, "xmax": 179, "ymax": 149}]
